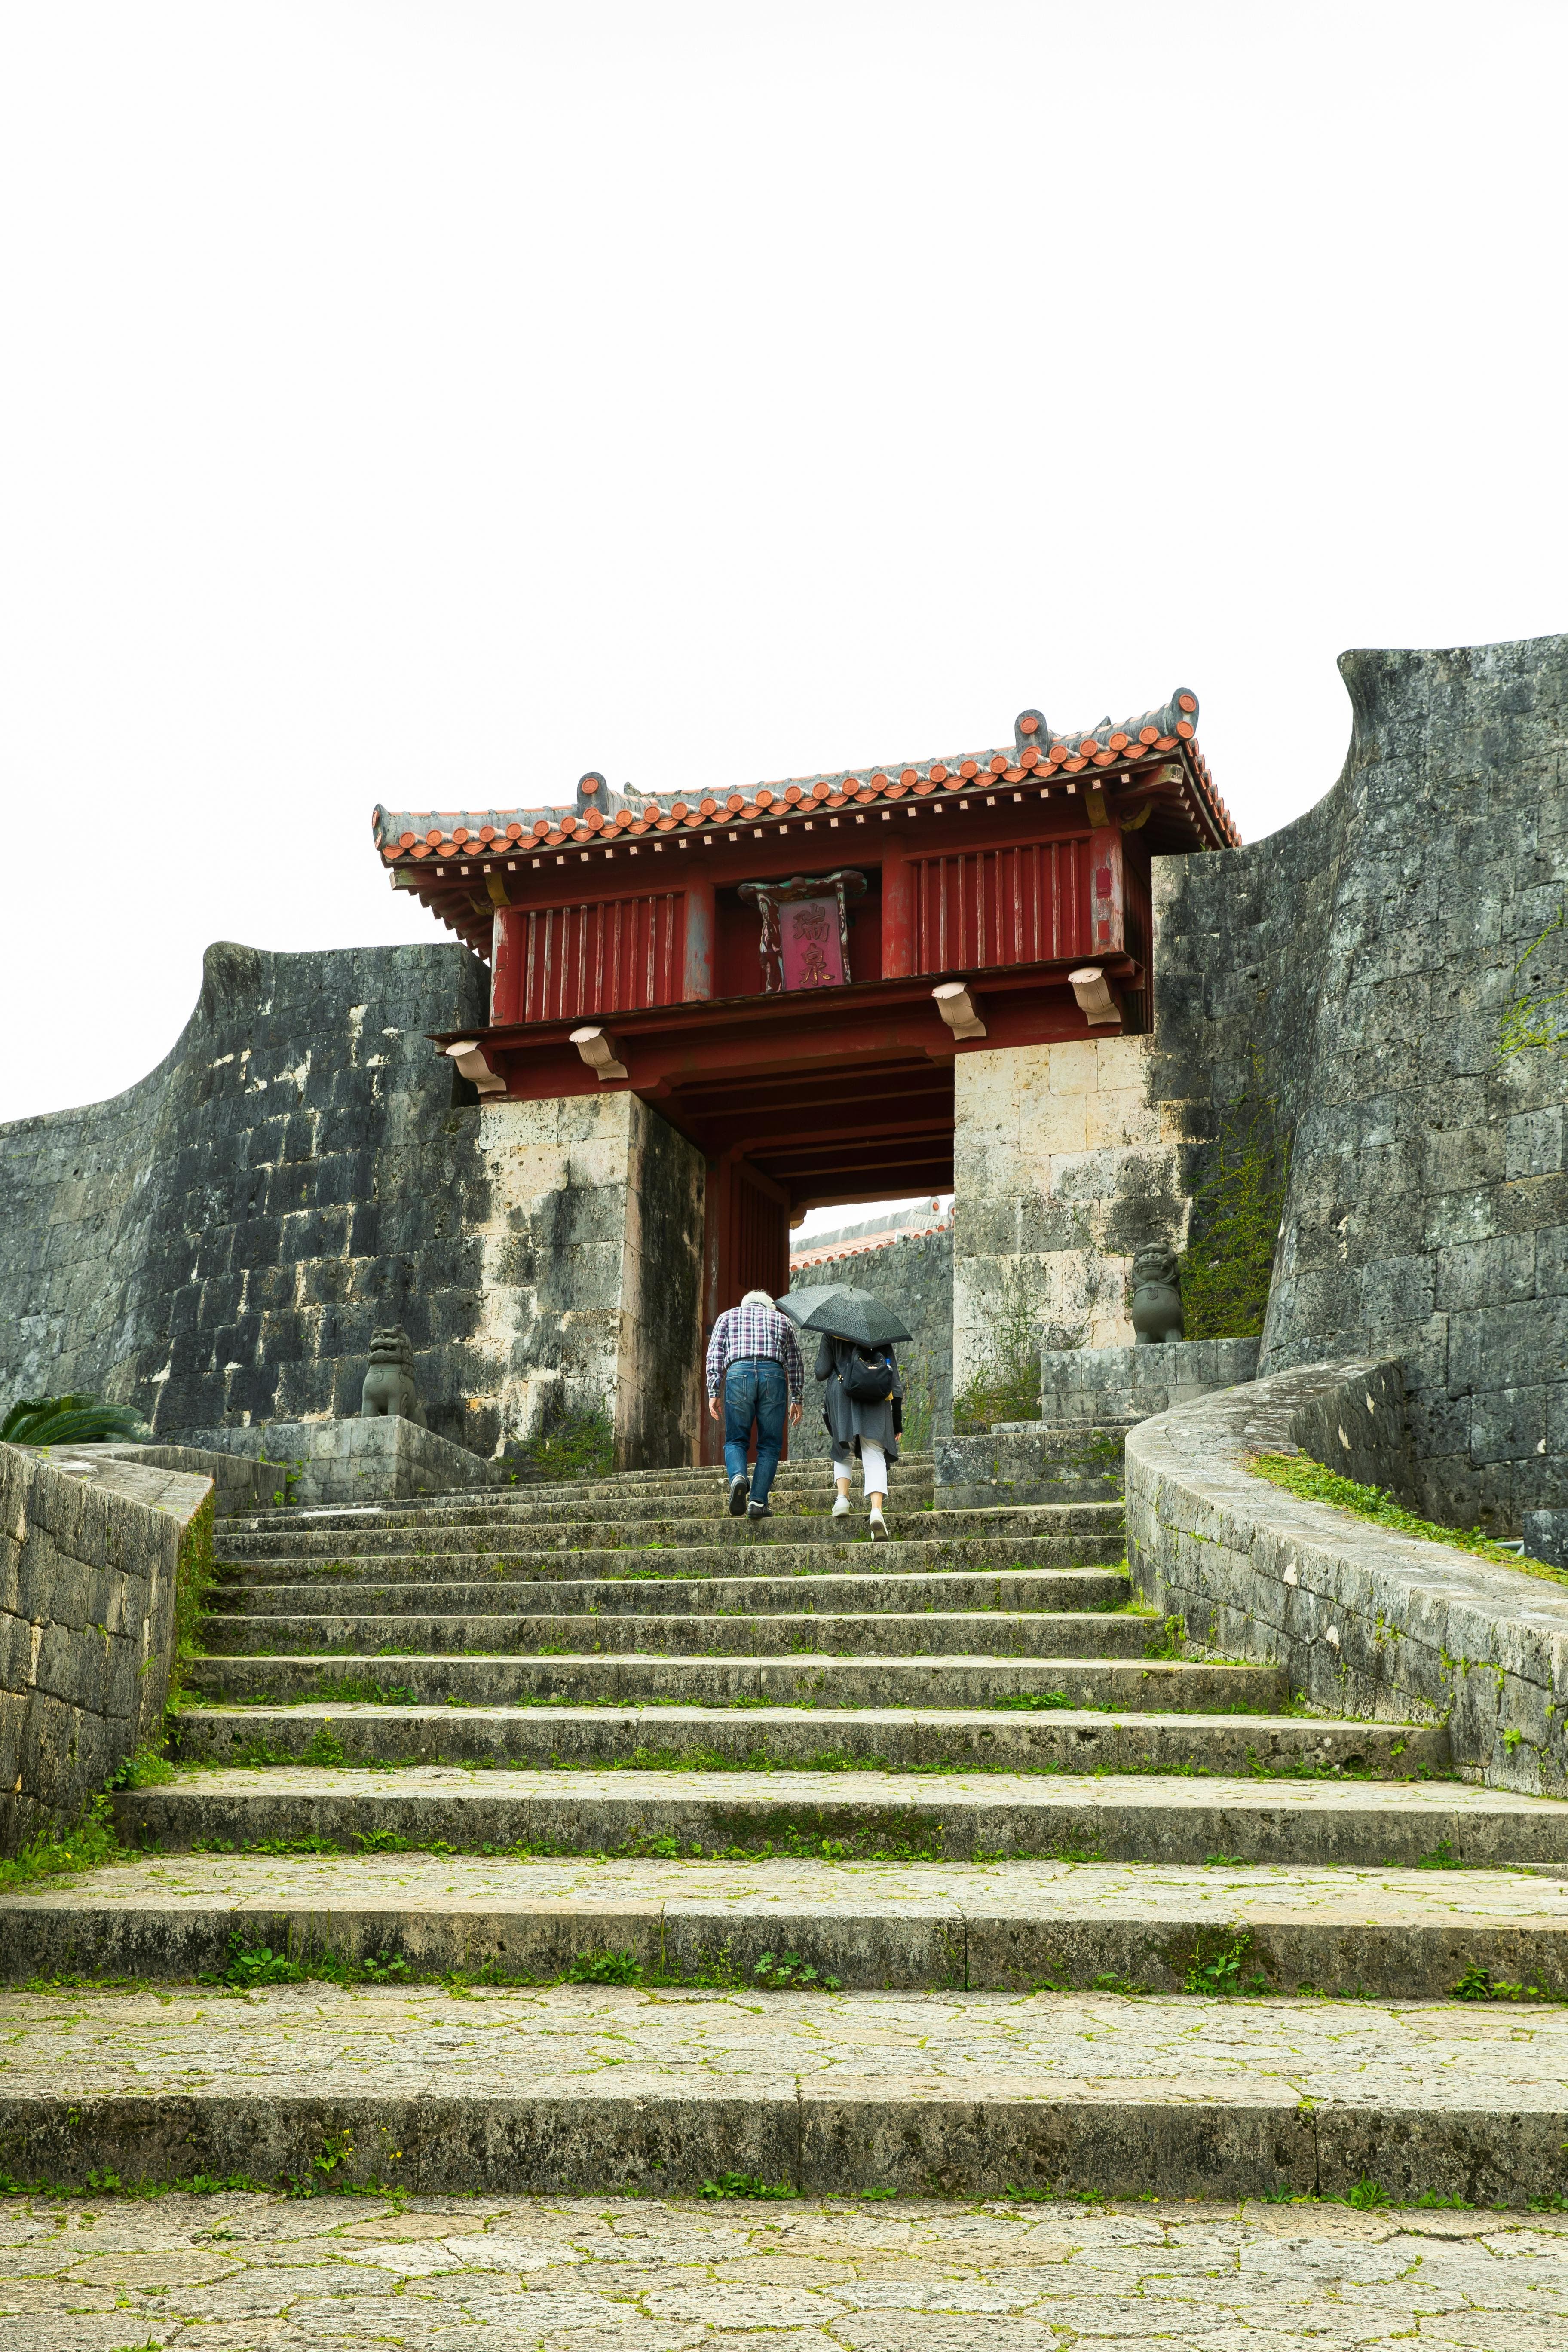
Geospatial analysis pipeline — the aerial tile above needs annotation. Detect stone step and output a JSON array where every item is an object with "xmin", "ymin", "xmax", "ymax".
[
  {"xmin": 226, "ymin": 1459, "xmax": 939, "ymax": 1534},
  {"xmin": 212, "ymin": 1567, "xmax": 1132, "ymax": 1618},
  {"xmin": 5, "ymin": 1850, "xmax": 1554, "ymax": 2000},
  {"xmin": 113, "ymin": 1764, "xmax": 1568, "ymax": 1867},
  {"xmin": 224, "ymin": 1491, "xmax": 951, "ymax": 1535},
  {"xmin": 210, "ymin": 1533, "xmax": 1126, "ymax": 1581},
  {"xmin": 196, "ymin": 1608, "xmax": 1163, "ymax": 1660},
  {"xmin": 217, "ymin": 1503, "xmax": 1047, "ymax": 1562},
  {"xmin": 6, "ymin": 1959, "xmax": 1568, "ymax": 2199},
  {"xmin": 181, "ymin": 1651, "xmax": 1276, "ymax": 1712},
  {"xmin": 173, "ymin": 1701, "xmax": 1450, "ymax": 1779}
]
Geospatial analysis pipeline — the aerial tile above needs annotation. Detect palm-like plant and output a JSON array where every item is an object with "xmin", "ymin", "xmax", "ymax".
[{"xmin": 1, "ymin": 1393, "xmax": 151, "ymax": 1448}]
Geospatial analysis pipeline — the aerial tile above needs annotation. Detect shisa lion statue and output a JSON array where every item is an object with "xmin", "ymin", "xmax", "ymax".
[
  {"xmin": 360, "ymin": 1324, "xmax": 428, "ymax": 1425},
  {"xmin": 1129, "ymin": 1243, "xmax": 1185, "ymax": 1346}
]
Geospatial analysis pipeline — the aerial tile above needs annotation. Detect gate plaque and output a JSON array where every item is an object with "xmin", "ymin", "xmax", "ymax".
[{"xmin": 738, "ymin": 870, "xmax": 867, "ymax": 995}]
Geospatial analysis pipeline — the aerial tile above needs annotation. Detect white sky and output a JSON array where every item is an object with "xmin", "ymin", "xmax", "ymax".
[{"xmin": 3, "ymin": 1, "xmax": 1565, "ymax": 1127}]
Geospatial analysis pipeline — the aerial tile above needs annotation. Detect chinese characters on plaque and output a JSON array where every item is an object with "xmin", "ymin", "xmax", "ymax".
[{"xmin": 738, "ymin": 871, "xmax": 867, "ymax": 996}]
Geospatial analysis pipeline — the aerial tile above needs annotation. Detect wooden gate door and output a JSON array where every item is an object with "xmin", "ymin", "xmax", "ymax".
[{"xmin": 700, "ymin": 1152, "xmax": 792, "ymax": 1466}]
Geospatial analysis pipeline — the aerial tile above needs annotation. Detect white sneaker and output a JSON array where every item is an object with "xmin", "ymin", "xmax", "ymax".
[
  {"xmin": 831, "ymin": 1494, "xmax": 851, "ymax": 1518},
  {"xmin": 868, "ymin": 1507, "xmax": 888, "ymax": 1540}
]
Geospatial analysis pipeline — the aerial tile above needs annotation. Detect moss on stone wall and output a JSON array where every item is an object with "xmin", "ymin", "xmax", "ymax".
[
  {"xmin": 953, "ymin": 1261, "xmax": 1041, "ymax": 1433},
  {"xmin": 1247, "ymin": 1450, "xmax": 1568, "ymax": 1587},
  {"xmin": 511, "ymin": 1399, "xmax": 616, "ymax": 1482},
  {"xmin": 1179, "ymin": 1080, "xmax": 1290, "ymax": 1341},
  {"xmin": 169, "ymin": 1488, "xmax": 215, "ymax": 1705}
]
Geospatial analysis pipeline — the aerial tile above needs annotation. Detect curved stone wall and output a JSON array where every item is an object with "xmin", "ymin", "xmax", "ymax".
[
  {"xmin": 1152, "ymin": 632, "xmax": 1568, "ymax": 1536},
  {"xmin": 1124, "ymin": 1362, "xmax": 1568, "ymax": 1800}
]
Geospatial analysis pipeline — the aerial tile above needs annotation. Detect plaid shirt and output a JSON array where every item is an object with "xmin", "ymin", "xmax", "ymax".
[{"xmin": 705, "ymin": 1300, "xmax": 805, "ymax": 1400}]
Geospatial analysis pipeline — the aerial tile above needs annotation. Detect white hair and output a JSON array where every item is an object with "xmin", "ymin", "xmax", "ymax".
[{"xmin": 741, "ymin": 1288, "xmax": 776, "ymax": 1307}]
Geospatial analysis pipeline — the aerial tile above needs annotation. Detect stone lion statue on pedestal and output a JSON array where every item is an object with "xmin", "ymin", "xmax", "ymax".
[
  {"xmin": 1129, "ymin": 1244, "xmax": 1185, "ymax": 1346},
  {"xmin": 360, "ymin": 1324, "xmax": 428, "ymax": 1425}
]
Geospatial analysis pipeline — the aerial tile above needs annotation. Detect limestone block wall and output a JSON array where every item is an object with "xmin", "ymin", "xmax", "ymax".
[
  {"xmin": 787, "ymin": 1225, "xmax": 953, "ymax": 1459},
  {"xmin": 0, "ymin": 941, "xmax": 703, "ymax": 1473},
  {"xmin": 1124, "ymin": 1361, "xmax": 1568, "ymax": 1799},
  {"xmin": 1153, "ymin": 633, "xmax": 1568, "ymax": 1534},
  {"xmin": 0, "ymin": 1446, "xmax": 211, "ymax": 1853},
  {"xmin": 1037, "ymin": 1337, "xmax": 1261, "ymax": 1427},
  {"xmin": 950, "ymin": 1037, "xmax": 1189, "ymax": 1407}
]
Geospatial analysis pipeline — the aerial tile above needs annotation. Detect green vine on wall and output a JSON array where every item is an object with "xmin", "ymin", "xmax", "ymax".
[
  {"xmin": 1497, "ymin": 907, "xmax": 1568, "ymax": 1061},
  {"xmin": 1179, "ymin": 1073, "xmax": 1291, "ymax": 1341},
  {"xmin": 953, "ymin": 1259, "xmax": 1042, "ymax": 1433}
]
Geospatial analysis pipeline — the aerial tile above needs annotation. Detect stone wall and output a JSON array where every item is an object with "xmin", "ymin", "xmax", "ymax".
[
  {"xmin": 787, "ymin": 1225, "xmax": 953, "ymax": 1459},
  {"xmin": 1124, "ymin": 1361, "xmax": 1568, "ymax": 1799},
  {"xmin": 1152, "ymin": 633, "xmax": 1568, "ymax": 1535},
  {"xmin": 0, "ymin": 1446, "xmax": 211, "ymax": 1853},
  {"xmin": 1036, "ymin": 1337, "xmax": 1261, "ymax": 1428},
  {"xmin": 950, "ymin": 1038, "xmax": 1189, "ymax": 1409},
  {"xmin": 0, "ymin": 941, "xmax": 704, "ymax": 1473}
]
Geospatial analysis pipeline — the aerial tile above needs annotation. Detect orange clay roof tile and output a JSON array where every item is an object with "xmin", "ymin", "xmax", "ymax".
[{"xmin": 371, "ymin": 688, "xmax": 1239, "ymax": 861}]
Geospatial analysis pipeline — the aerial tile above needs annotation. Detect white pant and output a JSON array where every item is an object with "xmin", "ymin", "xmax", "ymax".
[{"xmin": 833, "ymin": 1443, "xmax": 887, "ymax": 1495}]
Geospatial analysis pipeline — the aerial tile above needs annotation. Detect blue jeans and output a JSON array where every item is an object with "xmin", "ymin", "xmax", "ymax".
[{"xmin": 723, "ymin": 1357, "xmax": 787, "ymax": 1505}]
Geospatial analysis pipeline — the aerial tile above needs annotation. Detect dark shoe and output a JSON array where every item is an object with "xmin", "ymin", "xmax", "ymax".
[
  {"xmin": 747, "ymin": 1498, "xmax": 773, "ymax": 1520},
  {"xmin": 728, "ymin": 1474, "xmax": 750, "ymax": 1516}
]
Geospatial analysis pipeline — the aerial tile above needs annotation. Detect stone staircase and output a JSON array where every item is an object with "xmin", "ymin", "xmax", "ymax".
[{"xmin": 5, "ymin": 1435, "xmax": 1568, "ymax": 2206}]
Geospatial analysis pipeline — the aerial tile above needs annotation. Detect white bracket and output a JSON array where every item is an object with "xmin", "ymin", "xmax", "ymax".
[
  {"xmin": 1068, "ymin": 966, "xmax": 1122, "ymax": 1027},
  {"xmin": 931, "ymin": 982, "xmax": 987, "ymax": 1041},
  {"xmin": 569, "ymin": 1025, "xmax": 630, "ymax": 1081},
  {"xmin": 443, "ymin": 1040, "xmax": 507, "ymax": 1096}
]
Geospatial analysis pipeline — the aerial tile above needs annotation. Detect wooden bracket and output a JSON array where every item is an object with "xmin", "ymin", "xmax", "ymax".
[
  {"xmin": 931, "ymin": 981, "xmax": 988, "ymax": 1041},
  {"xmin": 570, "ymin": 1025, "xmax": 630, "ymax": 1081},
  {"xmin": 1068, "ymin": 967, "xmax": 1121, "ymax": 1028},
  {"xmin": 443, "ymin": 1040, "xmax": 507, "ymax": 1096}
]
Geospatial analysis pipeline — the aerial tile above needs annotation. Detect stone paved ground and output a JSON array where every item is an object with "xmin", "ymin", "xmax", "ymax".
[{"xmin": 1, "ymin": 2191, "xmax": 1564, "ymax": 2350}]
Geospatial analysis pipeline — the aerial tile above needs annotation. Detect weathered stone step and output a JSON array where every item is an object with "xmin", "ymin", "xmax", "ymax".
[
  {"xmin": 227, "ymin": 1460, "xmax": 938, "ymax": 1535},
  {"xmin": 211, "ymin": 1533, "xmax": 1125, "ymax": 1580},
  {"xmin": 113, "ymin": 1763, "xmax": 1568, "ymax": 1866},
  {"xmin": 197, "ymin": 1607, "xmax": 1162, "ymax": 1660},
  {"xmin": 13, "ymin": 1848, "xmax": 1562, "ymax": 1998},
  {"xmin": 6, "ymin": 1968, "xmax": 1567, "ymax": 2200},
  {"xmin": 216, "ymin": 1504, "xmax": 1060, "ymax": 1562},
  {"xmin": 174, "ymin": 1701, "xmax": 1450, "ymax": 1780},
  {"xmin": 183, "ymin": 1652, "xmax": 1276, "ymax": 1712},
  {"xmin": 213, "ymin": 1567, "xmax": 1131, "ymax": 1618},
  {"xmin": 229, "ymin": 1490, "xmax": 943, "ymax": 1536}
]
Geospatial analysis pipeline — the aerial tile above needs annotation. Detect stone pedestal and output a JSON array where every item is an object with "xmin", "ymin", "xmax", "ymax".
[
  {"xmin": 1037, "ymin": 1337, "xmax": 1261, "ymax": 1427},
  {"xmin": 178, "ymin": 1417, "xmax": 496, "ymax": 1506}
]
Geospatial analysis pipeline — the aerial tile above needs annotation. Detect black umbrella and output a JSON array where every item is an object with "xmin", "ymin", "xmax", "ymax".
[{"xmin": 776, "ymin": 1283, "xmax": 913, "ymax": 1347}]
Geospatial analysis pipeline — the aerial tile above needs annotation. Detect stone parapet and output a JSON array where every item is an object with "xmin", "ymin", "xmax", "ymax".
[
  {"xmin": 933, "ymin": 1425, "xmax": 1130, "ymax": 1510},
  {"xmin": 178, "ymin": 1418, "xmax": 496, "ymax": 1506},
  {"xmin": 1124, "ymin": 1359, "xmax": 1568, "ymax": 1798},
  {"xmin": 1038, "ymin": 1337, "xmax": 1260, "ymax": 1427},
  {"xmin": 40, "ymin": 1443, "xmax": 277, "ymax": 1518},
  {"xmin": 0, "ymin": 1444, "xmax": 212, "ymax": 1852}
]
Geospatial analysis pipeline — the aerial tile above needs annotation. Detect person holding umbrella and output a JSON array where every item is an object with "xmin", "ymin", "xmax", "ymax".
[{"xmin": 777, "ymin": 1283, "xmax": 910, "ymax": 1542}]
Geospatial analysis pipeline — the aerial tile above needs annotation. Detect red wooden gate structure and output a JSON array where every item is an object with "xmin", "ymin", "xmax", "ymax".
[{"xmin": 372, "ymin": 689, "xmax": 1237, "ymax": 1448}]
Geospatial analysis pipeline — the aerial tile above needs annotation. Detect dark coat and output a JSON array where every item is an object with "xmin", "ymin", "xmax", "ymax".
[{"xmin": 814, "ymin": 1333, "xmax": 903, "ymax": 1464}]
